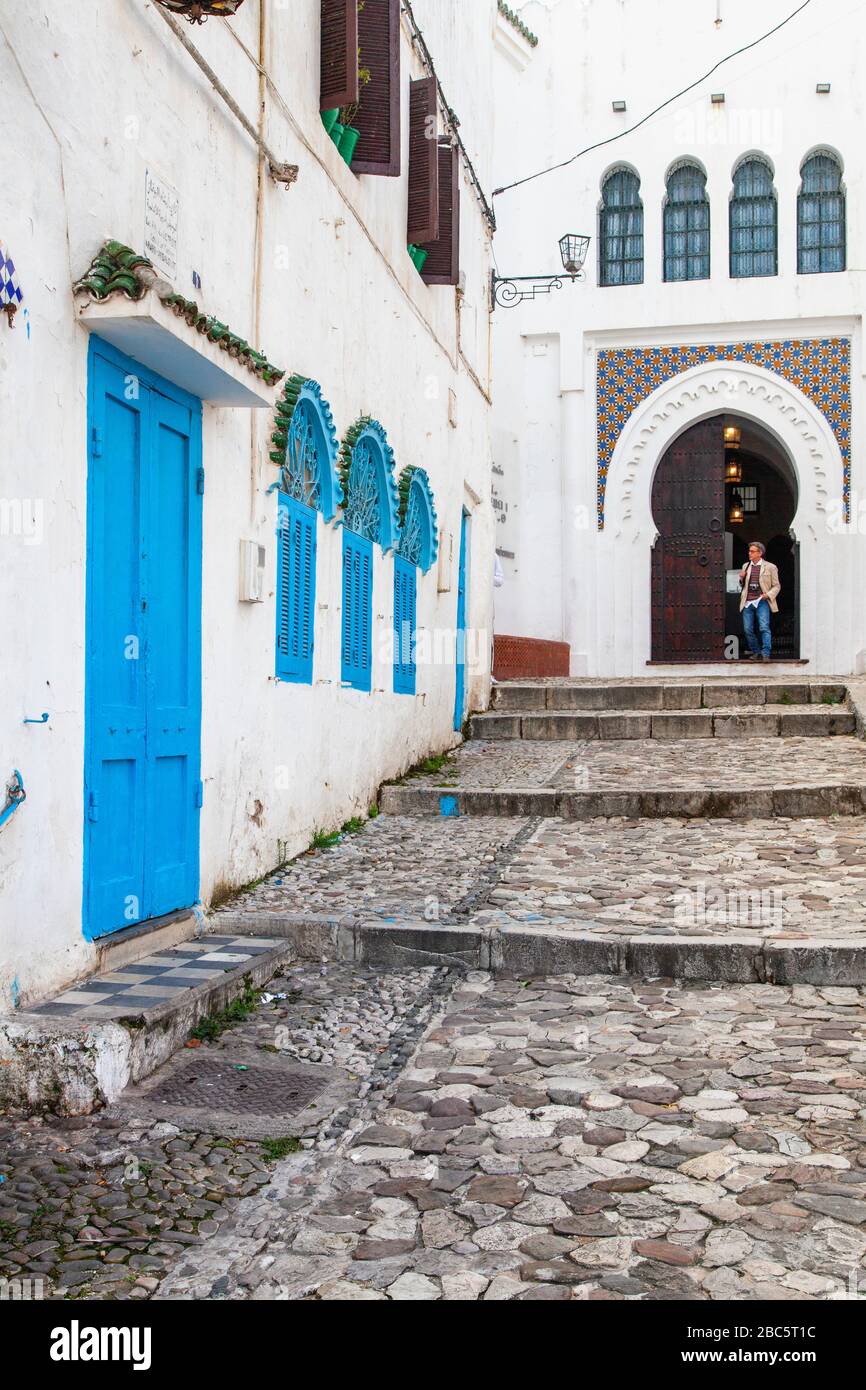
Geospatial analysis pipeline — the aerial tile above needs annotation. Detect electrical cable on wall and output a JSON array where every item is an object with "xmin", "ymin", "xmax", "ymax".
[
  {"xmin": 401, "ymin": 0, "xmax": 497, "ymax": 231},
  {"xmin": 493, "ymin": 0, "xmax": 814, "ymax": 198}
]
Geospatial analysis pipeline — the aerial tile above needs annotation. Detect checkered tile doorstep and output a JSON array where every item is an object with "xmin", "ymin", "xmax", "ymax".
[
  {"xmin": 0, "ymin": 240, "xmax": 23, "ymax": 311},
  {"xmin": 28, "ymin": 937, "xmax": 278, "ymax": 1019}
]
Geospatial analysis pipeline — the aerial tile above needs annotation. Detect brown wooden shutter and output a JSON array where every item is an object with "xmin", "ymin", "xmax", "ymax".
[
  {"xmin": 407, "ymin": 77, "xmax": 439, "ymax": 245},
  {"xmin": 353, "ymin": 0, "xmax": 401, "ymax": 177},
  {"xmin": 320, "ymin": 0, "xmax": 359, "ymax": 112},
  {"xmin": 420, "ymin": 140, "xmax": 460, "ymax": 285}
]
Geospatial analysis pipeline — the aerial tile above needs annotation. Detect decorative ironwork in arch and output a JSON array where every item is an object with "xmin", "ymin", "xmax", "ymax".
[
  {"xmin": 798, "ymin": 150, "xmax": 846, "ymax": 274},
  {"xmin": 730, "ymin": 156, "xmax": 777, "ymax": 279},
  {"xmin": 599, "ymin": 166, "xmax": 643, "ymax": 287},
  {"xmin": 339, "ymin": 417, "xmax": 400, "ymax": 550},
  {"xmin": 397, "ymin": 467, "xmax": 439, "ymax": 572},
  {"xmin": 270, "ymin": 377, "xmax": 342, "ymax": 519},
  {"xmin": 664, "ymin": 161, "xmax": 710, "ymax": 283}
]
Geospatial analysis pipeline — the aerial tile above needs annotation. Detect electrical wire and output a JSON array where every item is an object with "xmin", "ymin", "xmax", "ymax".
[{"xmin": 493, "ymin": 0, "xmax": 814, "ymax": 198}]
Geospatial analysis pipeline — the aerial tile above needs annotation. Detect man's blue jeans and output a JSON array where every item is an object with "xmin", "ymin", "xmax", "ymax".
[{"xmin": 743, "ymin": 599, "xmax": 772, "ymax": 657}]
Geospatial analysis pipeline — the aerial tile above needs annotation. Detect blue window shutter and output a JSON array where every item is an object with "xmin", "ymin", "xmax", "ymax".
[
  {"xmin": 276, "ymin": 494, "xmax": 316, "ymax": 684},
  {"xmin": 393, "ymin": 555, "xmax": 416, "ymax": 695},
  {"xmin": 341, "ymin": 530, "xmax": 373, "ymax": 691}
]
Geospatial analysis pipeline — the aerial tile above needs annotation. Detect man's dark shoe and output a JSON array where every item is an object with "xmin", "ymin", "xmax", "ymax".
[
  {"xmin": 742, "ymin": 651, "xmax": 757, "ymax": 660},
  {"xmin": 761, "ymin": 653, "xmax": 771, "ymax": 662}
]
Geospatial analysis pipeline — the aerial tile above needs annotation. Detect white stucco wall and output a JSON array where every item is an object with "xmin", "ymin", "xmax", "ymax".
[
  {"xmin": 0, "ymin": 0, "xmax": 497, "ymax": 1007},
  {"xmin": 492, "ymin": 0, "xmax": 866, "ymax": 674}
]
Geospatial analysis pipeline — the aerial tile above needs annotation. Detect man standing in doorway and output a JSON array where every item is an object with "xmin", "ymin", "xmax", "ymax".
[{"xmin": 739, "ymin": 540, "xmax": 781, "ymax": 662}]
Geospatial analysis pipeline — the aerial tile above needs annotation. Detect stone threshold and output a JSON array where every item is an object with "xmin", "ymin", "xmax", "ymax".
[
  {"xmin": 215, "ymin": 912, "xmax": 866, "ymax": 987},
  {"xmin": 379, "ymin": 783, "xmax": 866, "ymax": 820},
  {"xmin": 0, "ymin": 936, "xmax": 296, "ymax": 1115},
  {"xmin": 474, "ymin": 707, "xmax": 855, "ymax": 741},
  {"xmin": 492, "ymin": 680, "xmax": 847, "ymax": 712}
]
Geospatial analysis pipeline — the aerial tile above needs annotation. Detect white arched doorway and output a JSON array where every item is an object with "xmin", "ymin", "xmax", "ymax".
[{"xmin": 597, "ymin": 359, "xmax": 850, "ymax": 675}]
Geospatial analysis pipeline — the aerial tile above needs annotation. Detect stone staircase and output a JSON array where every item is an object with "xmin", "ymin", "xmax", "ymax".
[
  {"xmin": 381, "ymin": 678, "xmax": 865, "ymax": 821},
  {"xmin": 472, "ymin": 680, "xmax": 853, "ymax": 741}
]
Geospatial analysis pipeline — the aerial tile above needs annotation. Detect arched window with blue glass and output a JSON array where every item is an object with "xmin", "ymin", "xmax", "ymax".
[
  {"xmin": 271, "ymin": 378, "xmax": 341, "ymax": 684},
  {"xmin": 730, "ymin": 156, "xmax": 777, "ymax": 279},
  {"xmin": 798, "ymin": 150, "xmax": 846, "ymax": 274},
  {"xmin": 339, "ymin": 418, "xmax": 400, "ymax": 693},
  {"xmin": 663, "ymin": 160, "xmax": 710, "ymax": 282},
  {"xmin": 599, "ymin": 166, "xmax": 644, "ymax": 287},
  {"xmin": 394, "ymin": 468, "xmax": 438, "ymax": 696}
]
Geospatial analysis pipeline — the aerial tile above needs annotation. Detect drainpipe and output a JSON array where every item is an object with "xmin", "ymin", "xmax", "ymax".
[
  {"xmin": 0, "ymin": 770, "xmax": 25, "ymax": 831},
  {"xmin": 250, "ymin": 0, "xmax": 268, "ymax": 525}
]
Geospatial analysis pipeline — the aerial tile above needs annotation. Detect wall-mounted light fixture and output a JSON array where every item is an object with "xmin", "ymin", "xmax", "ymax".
[
  {"xmin": 711, "ymin": 92, "xmax": 726, "ymax": 105},
  {"xmin": 725, "ymin": 458, "xmax": 743, "ymax": 484},
  {"xmin": 816, "ymin": 82, "xmax": 831, "ymax": 94},
  {"xmin": 155, "ymin": 0, "xmax": 246, "ymax": 22},
  {"xmin": 492, "ymin": 234, "xmax": 591, "ymax": 310},
  {"xmin": 729, "ymin": 494, "xmax": 745, "ymax": 525},
  {"xmin": 612, "ymin": 100, "xmax": 627, "ymax": 113},
  {"xmin": 724, "ymin": 424, "xmax": 742, "ymax": 450}
]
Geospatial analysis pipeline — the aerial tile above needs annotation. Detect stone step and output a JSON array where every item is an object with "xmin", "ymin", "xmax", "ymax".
[
  {"xmin": 0, "ymin": 934, "xmax": 296, "ymax": 1114},
  {"xmin": 473, "ymin": 706, "xmax": 856, "ymax": 741},
  {"xmin": 492, "ymin": 680, "xmax": 848, "ymax": 713},
  {"xmin": 379, "ymin": 782, "xmax": 866, "ymax": 820},
  {"xmin": 216, "ymin": 914, "xmax": 866, "ymax": 986}
]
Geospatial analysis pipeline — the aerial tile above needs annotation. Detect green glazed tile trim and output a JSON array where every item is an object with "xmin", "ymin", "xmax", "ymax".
[
  {"xmin": 269, "ymin": 373, "xmax": 314, "ymax": 465},
  {"xmin": 74, "ymin": 241, "xmax": 284, "ymax": 386},
  {"xmin": 161, "ymin": 294, "xmax": 284, "ymax": 385},
  {"xmin": 72, "ymin": 240, "xmax": 155, "ymax": 302},
  {"xmin": 497, "ymin": 1, "xmax": 539, "ymax": 46},
  {"xmin": 338, "ymin": 414, "xmax": 376, "ymax": 502}
]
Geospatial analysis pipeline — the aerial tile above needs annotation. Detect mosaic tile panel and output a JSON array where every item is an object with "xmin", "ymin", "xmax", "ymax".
[{"xmin": 596, "ymin": 337, "xmax": 851, "ymax": 527}]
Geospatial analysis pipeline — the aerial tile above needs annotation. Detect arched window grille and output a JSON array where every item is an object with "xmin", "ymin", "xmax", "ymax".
[
  {"xmin": 730, "ymin": 158, "xmax": 777, "ymax": 279},
  {"xmin": 599, "ymin": 168, "xmax": 644, "ymax": 287},
  {"xmin": 339, "ymin": 418, "xmax": 400, "ymax": 693},
  {"xmin": 664, "ymin": 162, "xmax": 710, "ymax": 282},
  {"xmin": 798, "ymin": 152, "xmax": 846, "ymax": 274},
  {"xmin": 394, "ymin": 469, "xmax": 439, "ymax": 697},
  {"xmin": 271, "ymin": 379, "xmax": 340, "ymax": 685}
]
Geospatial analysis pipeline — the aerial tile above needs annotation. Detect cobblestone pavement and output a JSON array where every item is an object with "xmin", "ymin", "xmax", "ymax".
[
  {"xmin": 0, "ymin": 962, "xmax": 448, "ymax": 1299},
  {"xmin": 406, "ymin": 737, "xmax": 866, "ymax": 792},
  {"xmin": 213, "ymin": 815, "xmax": 533, "ymax": 924},
  {"xmin": 154, "ymin": 970, "xmax": 866, "ymax": 1302},
  {"xmin": 473, "ymin": 816, "xmax": 866, "ymax": 939},
  {"xmin": 208, "ymin": 808, "xmax": 866, "ymax": 942}
]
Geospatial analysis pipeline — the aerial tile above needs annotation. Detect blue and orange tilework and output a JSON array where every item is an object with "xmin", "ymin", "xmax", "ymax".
[{"xmin": 596, "ymin": 338, "xmax": 851, "ymax": 528}]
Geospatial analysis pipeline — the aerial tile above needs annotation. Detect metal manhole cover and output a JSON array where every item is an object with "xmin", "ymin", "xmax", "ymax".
[{"xmin": 145, "ymin": 1060, "xmax": 328, "ymax": 1116}]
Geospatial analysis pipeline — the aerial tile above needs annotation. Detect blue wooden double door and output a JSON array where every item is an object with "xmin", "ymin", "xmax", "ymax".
[{"xmin": 84, "ymin": 339, "xmax": 203, "ymax": 940}]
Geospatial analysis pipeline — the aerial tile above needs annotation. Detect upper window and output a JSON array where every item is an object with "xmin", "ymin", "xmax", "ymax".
[
  {"xmin": 730, "ymin": 158, "xmax": 777, "ymax": 279},
  {"xmin": 599, "ymin": 168, "xmax": 644, "ymax": 287},
  {"xmin": 664, "ymin": 162, "xmax": 710, "ymax": 282},
  {"xmin": 798, "ymin": 152, "xmax": 846, "ymax": 274}
]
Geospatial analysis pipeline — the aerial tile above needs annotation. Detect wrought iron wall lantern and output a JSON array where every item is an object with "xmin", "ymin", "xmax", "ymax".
[
  {"xmin": 155, "ymin": 0, "xmax": 246, "ymax": 22},
  {"xmin": 725, "ymin": 458, "xmax": 742, "ymax": 484},
  {"xmin": 491, "ymin": 234, "xmax": 591, "ymax": 310},
  {"xmin": 723, "ymin": 424, "xmax": 742, "ymax": 450},
  {"xmin": 729, "ymin": 491, "xmax": 745, "ymax": 525}
]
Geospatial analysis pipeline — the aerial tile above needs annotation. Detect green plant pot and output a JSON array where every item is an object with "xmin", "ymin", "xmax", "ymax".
[
  {"xmin": 340, "ymin": 126, "xmax": 361, "ymax": 165},
  {"xmin": 413, "ymin": 247, "xmax": 429, "ymax": 273},
  {"xmin": 320, "ymin": 107, "xmax": 340, "ymax": 135},
  {"xmin": 330, "ymin": 121, "xmax": 346, "ymax": 150}
]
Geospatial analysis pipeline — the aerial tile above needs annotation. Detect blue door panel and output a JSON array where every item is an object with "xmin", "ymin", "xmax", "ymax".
[
  {"xmin": 84, "ymin": 338, "xmax": 202, "ymax": 941},
  {"xmin": 453, "ymin": 511, "xmax": 468, "ymax": 731},
  {"xmin": 86, "ymin": 355, "xmax": 148, "ymax": 934},
  {"xmin": 145, "ymin": 389, "xmax": 202, "ymax": 922}
]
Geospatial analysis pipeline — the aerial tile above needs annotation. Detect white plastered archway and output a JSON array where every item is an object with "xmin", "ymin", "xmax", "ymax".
[{"xmin": 598, "ymin": 359, "xmax": 850, "ymax": 674}]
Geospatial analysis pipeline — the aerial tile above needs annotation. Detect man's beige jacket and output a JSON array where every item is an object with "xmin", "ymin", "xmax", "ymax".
[{"xmin": 739, "ymin": 558, "xmax": 781, "ymax": 614}]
